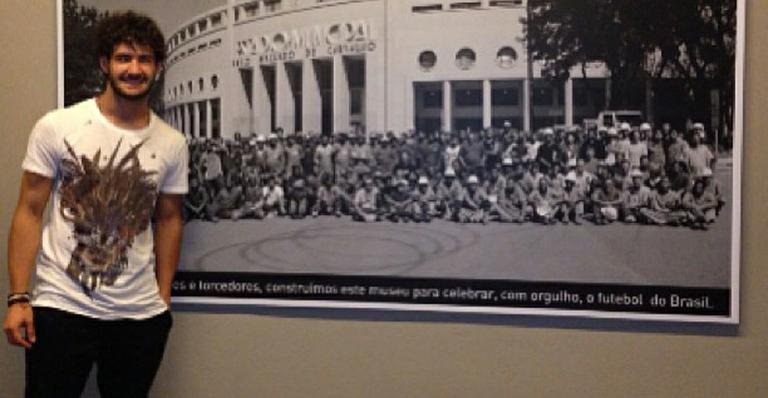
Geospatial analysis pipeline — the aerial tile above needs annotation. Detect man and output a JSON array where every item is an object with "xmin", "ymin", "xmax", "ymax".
[{"xmin": 3, "ymin": 11, "xmax": 187, "ymax": 397}]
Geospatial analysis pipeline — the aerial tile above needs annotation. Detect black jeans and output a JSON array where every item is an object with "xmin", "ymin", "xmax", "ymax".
[{"xmin": 25, "ymin": 307, "xmax": 172, "ymax": 398}]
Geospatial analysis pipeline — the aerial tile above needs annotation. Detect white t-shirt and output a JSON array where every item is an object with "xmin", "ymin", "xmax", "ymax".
[{"xmin": 22, "ymin": 99, "xmax": 188, "ymax": 320}]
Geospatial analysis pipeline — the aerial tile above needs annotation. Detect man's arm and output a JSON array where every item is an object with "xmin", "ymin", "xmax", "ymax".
[
  {"xmin": 3, "ymin": 172, "xmax": 53, "ymax": 348},
  {"xmin": 153, "ymin": 193, "xmax": 184, "ymax": 307}
]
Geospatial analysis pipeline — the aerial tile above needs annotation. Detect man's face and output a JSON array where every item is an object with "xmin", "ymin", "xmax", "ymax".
[{"xmin": 101, "ymin": 42, "xmax": 159, "ymax": 101}]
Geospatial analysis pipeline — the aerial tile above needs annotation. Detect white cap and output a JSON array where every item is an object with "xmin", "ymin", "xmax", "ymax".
[
  {"xmin": 693, "ymin": 122, "xmax": 705, "ymax": 130},
  {"xmin": 445, "ymin": 168, "xmax": 456, "ymax": 177},
  {"xmin": 503, "ymin": 120, "xmax": 512, "ymax": 127},
  {"xmin": 418, "ymin": 176, "xmax": 429, "ymax": 185},
  {"xmin": 640, "ymin": 123, "xmax": 652, "ymax": 131},
  {"xmin": 467, "ymin": 175, "xmax": 479, "ymax": 184},
  {"xmin": 256, "ymin": 135, "xmax": 266, "ymax": 142},
  {"xmin": 630, "ymin": 168, "xmax": 644, "ymax": 178},
  {"xmin": 502, "ymin": 157, "xmax": 514, "ymax": 166},
  {"xmin": 268, "ymin": 133, "xmax": 278, "ymax": 140},
  {"xmin": 541, "ymin": 127, "xmax": 554, "ymax": 135},
  {"xmin": 619, "ymin": 122, "xmax": 631, "ymax": 130},
  {"xmin": 607, "ymin": 128, "xmax": 618, "ymax": 137}
]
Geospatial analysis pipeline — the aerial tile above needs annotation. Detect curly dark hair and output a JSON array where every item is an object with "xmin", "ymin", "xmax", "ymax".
[{"xmin": 95, "ymin": 10, "xmax": 166, "ymax": 63}]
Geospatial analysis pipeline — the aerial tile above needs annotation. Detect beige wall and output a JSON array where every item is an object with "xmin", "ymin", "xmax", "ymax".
[{"xmin": 1, "ymin": 1, "xmax": 767, "ymax": 397}]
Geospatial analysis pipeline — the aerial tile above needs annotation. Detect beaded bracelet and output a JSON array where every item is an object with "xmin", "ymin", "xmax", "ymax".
[{"xmin": 7, "ymin": 292, "xmax": 31, "ymax": 307}]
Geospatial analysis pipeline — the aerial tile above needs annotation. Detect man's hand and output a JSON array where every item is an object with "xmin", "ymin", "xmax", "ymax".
[{"xmin": 3, "ymin": 303, "xmax": 35, "ymax": 348}]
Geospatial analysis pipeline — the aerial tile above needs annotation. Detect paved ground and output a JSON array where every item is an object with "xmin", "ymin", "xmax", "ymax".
[{"xmin": 180, "ymin": 167, "xmax": 734, "ymax": 289}]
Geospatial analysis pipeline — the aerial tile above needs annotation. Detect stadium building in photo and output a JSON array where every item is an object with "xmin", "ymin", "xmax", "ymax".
[{"xmin": 162, "ymin": 0, "xmax": 631, "ymax": 139}]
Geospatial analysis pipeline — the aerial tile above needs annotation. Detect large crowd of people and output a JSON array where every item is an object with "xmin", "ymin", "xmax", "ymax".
[{"xmin": 184, "ymin": 121, "xmax": 724, "ymax": 230}]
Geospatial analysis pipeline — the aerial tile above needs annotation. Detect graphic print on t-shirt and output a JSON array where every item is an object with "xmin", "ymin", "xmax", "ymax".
[{"xmin": 59, "ymin": 138, "xmax": 157, "ymax": 294}]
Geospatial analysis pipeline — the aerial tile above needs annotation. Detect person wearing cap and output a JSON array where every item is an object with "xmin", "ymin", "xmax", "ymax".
[
  {"xmin": 352, "ymin": 173, "xmax": 381, "ymax": 222},
  {"xmin": 685, "ymin": 130, "xmax": 715, "ymax": 178},
  {"xmin": 699, "ymin": 168, "xmax": 725, "ymax": 216},
  {"xmin": 411, "ymin": 176, "xmax": 438, "ymax": 222},
  {"xmin": 640, "ymin": 177, "xmax": 686, "ymax": 226},
  {"xmin": 457, "ymin": 175, "xmax": 488, "ymax": 223},
  {"xmin": 681, "ymin": 178, "xmax": 717, "ymax": 230},
  {"xmin": 603, "ymin": 129, "xmax": 620, "ymax": 166},
  {"xmin": 616, "ymin": 127, "xmax": 631, "ymax": 163},
  {"xmin": 627, "ymin": 129, "xmax": 648, "ymax": 169},
  {"xmin": 262, "ymin": 175, "xmax": 286, "ymax": 217},
  {"xmin": 622, "ymin": 169, "xmax": 652, "ymax": 223},
  {"xmin": 592, "ymin": 178, "xmax": 624, "ymax": 225},
  {"xmin": 264, "ymin": 133, "xmax": 285, "ymax": 176},
  {"xmin": 535, "ymin": 127, "xmax": 561, "ymax": 173},
  {"xmin": 444, "ymin": 135, "xmax": 463, "ymax": 174},
  {"xmin": 436, "ymin": 168, "xmax": 464, "ymax": 221}
]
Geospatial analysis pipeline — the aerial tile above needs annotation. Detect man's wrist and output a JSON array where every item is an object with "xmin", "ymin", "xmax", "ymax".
[{"xmin": 7, "ymin": 292, "xmax": 32, "ymax": 307}]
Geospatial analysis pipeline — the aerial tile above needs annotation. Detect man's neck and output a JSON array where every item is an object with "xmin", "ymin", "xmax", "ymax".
[{"xmin": 96, "ymin": 89, "xmax": 151, "ymax": 130}]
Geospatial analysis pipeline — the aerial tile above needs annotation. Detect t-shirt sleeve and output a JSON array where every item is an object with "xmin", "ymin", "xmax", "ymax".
[
  {"xmin": 21, "ymin": 115, "xmax": 60, "ymax": 178},
  {"xmin": 160, "ymin": 140, "xmax": 189, "ymax": 194}
]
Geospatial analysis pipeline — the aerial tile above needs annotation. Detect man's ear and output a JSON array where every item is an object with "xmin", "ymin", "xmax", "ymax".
[{"xmin": 99, "ymin": 56, "xmax": 109, "ymax": 75}]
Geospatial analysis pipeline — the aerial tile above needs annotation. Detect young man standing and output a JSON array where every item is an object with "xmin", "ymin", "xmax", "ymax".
[{"xmin": 3, "ymin": 12, "xmax": 188, "ymax": 397}]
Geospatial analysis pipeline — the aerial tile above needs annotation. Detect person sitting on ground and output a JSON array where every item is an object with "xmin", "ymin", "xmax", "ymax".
[
  {"xmin": 490, "ymin": 181, "xmax": 526, "ymax": 223},
  {"xmin": 313, "ymin": 173, "xmax": 345, "ymax": 217},
  {"xmin": 210, "ymin": 177, "xmax": 245, "ymax": 221},
  {"xmin": 640, "ymin": 177, "xmax": 686, "ymax": 226},
  {"xmin": 435, "ymin": 169, "xmax": 464, "ymax": 221},
  {"xmin": 242, "ymin": 175, "xmax": 265, "ymax": 219},
  {"xmin": 528, "ymin": 177, "xmax": 558, "ymax": 225},
  {"xmin": 184, "ymin": 177, "xmax": 211, "ymax": 221},
  {"xmin": 681, "ymin": 178, "xmax": 718, "ymax": 230},
  {"xmin": 457, "ymin": 175, "xmax": 488, "ymax": 224},
  {"xmin": 352, "ymin": 174, "xmax": 380, "ymax": 222},
  {"xmin": 592, "ymin": 178, "xmax": 624, "ymax": 225},
  {"xmin": 383, "ymin": 179, "xmax": 415, "ymax": 222},
  {"xmin": 622, "ymin": 169, "xmax": 652, "ymax": 223},
  {"xmin": 262, "ymin": 175, "xmax": 286, "ymax": 217},
  {"xmin": 558, "ymin": 175, "xmax": 585, "ymax": 225},
  {"xmin": 411, "ymin": 176, "xmax": 439, "ymax": 223},
  {"xmin": 286, "ymin": 177, "xmax": 310, "ymax": 219}
]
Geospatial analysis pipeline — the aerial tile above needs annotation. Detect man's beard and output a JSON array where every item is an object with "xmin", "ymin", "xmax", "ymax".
[{"xmin": 106, "ymin": 72, "xmax": 155, "ymax": 101}]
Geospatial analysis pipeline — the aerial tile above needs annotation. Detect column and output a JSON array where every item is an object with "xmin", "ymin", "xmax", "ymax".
[
  {"xmin": 183, "ymin": 103, "xmax": 191, "ymax": 136},
  {"xmin": 333, "ymin": 54, "xmax": 350, "ymax": 133},
  {"xmin": 275, "ymin": 61, "xmax": 295, "ymax": 134},
  {"xmin": 365, "ymin": 53, "xmax": 384, "ymax": 133},
  {"xmin": 564, "ymin": 78, "xmax": 574, "ymax": 126},
  {"xmin": 176, "ymin": 107, "xmax": 182, "ymax": 131},
  {"xmin": 193, "ymin": 101, "xmax": 201, "ymax": 137},
  {"xmin": 482, "ymin": 79, "xmax": 492, "ymax": 129},
  {"xmin": 522, "ymin": 78, "xmax": 531, "ymax": 131},
  {"xmin": 252, "ymin": 66, "xmax": 272, "ymax": 134},
  {"xmin": 206, "ymin": 100, "xmax": 213, "ymax": 138},
  {"xmin": 442, "ymin": 80, "xmax": 452, "ymax": 133},
  {"xmin": 302, "ymin": 58, "xmax": 322, "ymax": 134}
]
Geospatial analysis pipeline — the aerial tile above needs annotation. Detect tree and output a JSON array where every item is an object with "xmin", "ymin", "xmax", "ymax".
[{"xmin": 523, "ymin": 0, "xmax": 737, "ymax": 141}]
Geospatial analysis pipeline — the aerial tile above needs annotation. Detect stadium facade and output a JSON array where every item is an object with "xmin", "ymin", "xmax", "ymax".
[{"xmin": 162, "ymin": 0, "xmax": 616, "ymax": 139}]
